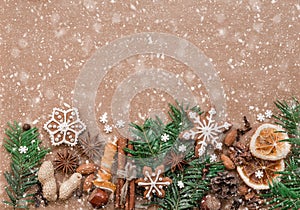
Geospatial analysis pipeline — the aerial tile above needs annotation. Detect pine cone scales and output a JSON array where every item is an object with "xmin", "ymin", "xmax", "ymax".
[
  {"xmin": 245, "ymin": 194, "xmax": 264, "ymax": 210},
  {"xmin": 211, "ymin": 171, "xmax": 237, "ymax": 199},
  {"xmin": 229, "ymin": 142, "xmax": 253, "ymax": 166}
]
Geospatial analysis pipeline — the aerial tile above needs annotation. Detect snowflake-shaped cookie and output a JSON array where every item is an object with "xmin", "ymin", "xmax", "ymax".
[
  {"xmin": 44, "ymin": 107, "xmax": 86, "ymax": 146},
  {"xmin": 182, "ymin": 108, "xmax": 231, "ymax": 157},
  {"xmin": 136, "ymin": 165, "xmax": 172, "ymax": 199}
]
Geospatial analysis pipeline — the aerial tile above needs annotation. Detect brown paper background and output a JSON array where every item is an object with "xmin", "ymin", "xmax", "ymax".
[{"xmin": 0, "ymin": 0, "xmax": 299, "ymax": 209}]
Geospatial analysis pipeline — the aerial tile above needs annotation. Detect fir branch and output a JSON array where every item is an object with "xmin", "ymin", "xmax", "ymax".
[
  {"xmin": 156, "ymin": 158, "xmax": 224, "ymax": 210},
  {"xmin": 125, "ymin": 102, "xmax": 223, "ymax": 209},
  {"xmin": 262, "ymin": 98, "xmax": 300, "ymax": 210},
  {"xmin": 274, "ymin": 98, "xmax": 300, "ymax": 137},
  {"xmin": 3, "ymin": 122, "xmax": 50, "ymax": 209},
  {"xmin": 124, "ymin": 103, "xmax": 199, "ymax": 168}
]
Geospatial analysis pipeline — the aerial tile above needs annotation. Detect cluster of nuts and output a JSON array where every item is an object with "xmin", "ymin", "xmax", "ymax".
[
  {"xmin": 38, "ymin": 161, "xmax": 111, "ymax": 208},
  {"xmin": 221, "ymin": 129, "xmax": 239, "ymax": 170},
  {"xmin": 221, "ymin": 117, "xmax": 252, "ymax": 171},
  {"xmin": 38, "ymin": 161, "xmax": 57, "ymax": 202},
  {"xmin": 38, "ymin": 161, "xmax": 82, "ymax": 201},
  {"xmin": 75, "ymin": 162, "xmax": 111, "ymax": 208}
]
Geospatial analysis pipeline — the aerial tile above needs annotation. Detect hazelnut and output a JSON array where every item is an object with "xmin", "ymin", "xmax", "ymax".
[
  {"xmin": 76, "ymin": 163, "xmax": 97, "ymax": 175},
  {"xmin": 88, "ymin": 188, "xmax": 109, "ymax": 208},
  {"xmin": 224, "ymin": 129, "xmax": 237, "ymax": 146},
  {"xmin": 221, "ymin": 154, "xmax": 235, "ymax": 170},
  {"xmin": 83, "ymin": 174, "xmax": 95, "ymax": 192}
]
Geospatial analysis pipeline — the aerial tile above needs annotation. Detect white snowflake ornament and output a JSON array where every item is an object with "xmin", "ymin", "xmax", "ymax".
[
  {"xmin": 44, "ymin": 107, "xmax": 86, "ymax": 146},
  {"xmin": 255, "ymin": 170, "xmax": 264, "ymax": 179},
  {"xmin": 257, "ymin": 113, "xmax": 265, "ymax": 122},
  {"xmin": 178, "ymin": 144, "xmax": 187, "ymax": 153},
  {"xmin": 115, "ymin": 120, "xmax": 125, "ymax": 128},
  {"xmin": 182, "ymin": 108, "xmax": 231, "ymax": 157},
  {"xmin": 265, "ymin": 110, "xmax": 273, "ymax": 119},
  {"xmin": 177, "ymin": 180, "xmax": 184, "ymax": 189},
  {"xmin": 161, "ymin": 133, "xmax": 170, "ymax": 142},
  {"xmin": 210, "ymin": 154, "xmax": 217, "ymax": 162},
  {"xmin": 19, "ymin": 146, "xmax": 28, "ymax": 154},
  {"xmin": 104, "ymin": 124, "xmax": 113, "ymax": 133},
  {"xmin": 99, "ymin": 112, "xmax": 108, "ymax": 124}
]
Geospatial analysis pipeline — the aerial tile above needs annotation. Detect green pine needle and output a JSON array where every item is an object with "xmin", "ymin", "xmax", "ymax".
[
  {"xmin": 156, "ymin": 158, "xmax": 224, "ymax": 210},
  {"xmin": 125, "ymin": 103, "xmax": 223, "ymax": 209},
  {"xmin": 2, "ymin": 122, "xmax": 50, "ymax": 209},
  {"xmin": 262, "ymin": 98, "xmax": 300, "ymax": 210},
  {"xmin": 124, "ymin": 103, "xmax": 200, "ymax": 168}
]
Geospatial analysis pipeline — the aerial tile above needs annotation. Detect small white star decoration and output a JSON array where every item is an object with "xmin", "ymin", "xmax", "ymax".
[
  {"xmin": 257, "ymin": 113, "xmax": 265, "ymax": 122},
  {"xmin": 255, "ymin": 170, "xmax": 264, "ymax": 179},
  {"xmin": 161, "ymin": 133, "xmax": 170, "ymax": 142},
  {"xmin": 265, "ymin": 110, "xmax": 273, "ymax": 118},
  {"xmin": 178, "ymin": 144, "xmax": 187, "ymax": 153},
  {"xmin": 257, "ymin": 109, "xmax": 273, "ymax": 122},
  {"xmin": 18, "ymin": 146, "xmax": 28, "ymax": 154},
  {"xmin": 99, "ymin": 112, "xmax": 126, "ymax": 134},
  {"xmin": 115, "ymin": 120, "xmax": 125, "ymax": 128},
  {"xmin": 44, "ymin": 107, "xmax": 86, "ymax": 146},
  {"xmin": 104, "ymin": 124, "xmax": 113, "ymax": 133},
  {"xmin": 177, "ymin": 180, "xmax": 184, "ymax": 189},
  {"xmin": 99, "ymin": 112, "xmax": 108, "ymax": 124},
  {"xmin": 182, "ymin": 108, "xmax": 231, "ymax": 157},
  {"xmin": 209, "ymin": 154, "xmax": 217, "ymax": 162}
]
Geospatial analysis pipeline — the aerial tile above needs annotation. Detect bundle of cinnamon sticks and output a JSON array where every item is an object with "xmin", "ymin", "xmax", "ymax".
[{"xmin": 115, "ymin": 137, "xmax": 135, "ymax": 210}]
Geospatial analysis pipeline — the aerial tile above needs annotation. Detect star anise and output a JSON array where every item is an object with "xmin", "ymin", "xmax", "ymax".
[
  {"xmin": 164, "ymin": 151, "xmax": 188, "ymax": 172},
  {"xmin": 54, "ymin": 149, "xmax": 79, "ymax": 174},
  {"xmin": 79, "ymin": 132, "xmax": 103, "ymax": 162}
]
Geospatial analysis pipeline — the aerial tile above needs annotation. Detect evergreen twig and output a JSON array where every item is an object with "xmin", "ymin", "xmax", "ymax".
[
  {"xmin": 156, "ymin": 158, "xmax": 224, "ymax": 210},
  {"xmin": 262, "ymin": 98, "xmax": 300, "ymax": 210},
  {"xmin": 3, "ymin": 122, "xmax": 50, "ymax": 209},
  {"xmin": 125, "ymin": 103, "xmax": 223, "ymax": 209},
  {"xmin": 124, "ymin": 103, "xmax": 201, "ymax": 168}
]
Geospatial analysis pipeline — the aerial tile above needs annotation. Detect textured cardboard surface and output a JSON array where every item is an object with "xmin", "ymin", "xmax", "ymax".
[{"xmin": 0, "ymin": 0, "xmax": 299, "ymax": 209}]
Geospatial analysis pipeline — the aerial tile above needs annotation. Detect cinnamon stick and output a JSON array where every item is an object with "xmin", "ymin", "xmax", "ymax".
[
  {"xmin": 115, "ymin": 137, "xmax": 127, "ymax": 209},
  {"xmin": 127, "ymin": 144, "xmax": 135, "ymax": 210}
]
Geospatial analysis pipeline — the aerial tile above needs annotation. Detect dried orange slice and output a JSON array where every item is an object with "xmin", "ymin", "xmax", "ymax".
[
  {"xmin": 250, "ymin": 123, "xmax": 290, "ymax": 160},
  {"xmin": 237, "ymin": 158, "xmax": 284, "ymax": 190}
]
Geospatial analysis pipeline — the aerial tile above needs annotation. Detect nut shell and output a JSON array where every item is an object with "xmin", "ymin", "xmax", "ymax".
[
  {"xmin": 76, "ymin": 163, "xmax": 97, "ymax": 175},
  {"xmin": 38, "ymin": 161, "xmax": 55, "ymax": 185},
  {"xmin": 83, "ymin": 174, "xmax": 95, "ymax": 192},
  {"xmin": 59, "ymin": 173, "xmax": 82, "ymax": 200},
  {"xmin": 42, "ymin": 177, "xmax": 57, "ymax": 202},
  {"xmin": 221, "ymin": 154, "xmax": 235, "ymax": 170},
  {"xmin": 88, "ymin": 188, "xmax": 109, "ymax": 208},
  {"xmin": 224, "ymin": 129, "xmax": 237, "ymax": 146}
]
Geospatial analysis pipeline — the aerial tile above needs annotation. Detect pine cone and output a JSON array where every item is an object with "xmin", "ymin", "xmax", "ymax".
[
  {"xmin": 211, "ymin": 171, "xmax": 238, "ymax": 199},
  {"xmin": 228, "ymin": 142, "xmax": 253, "ymax": 166},
  {"xmin": 245, "ymin": 194, "xmax": 264, "ymax": 210}
]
